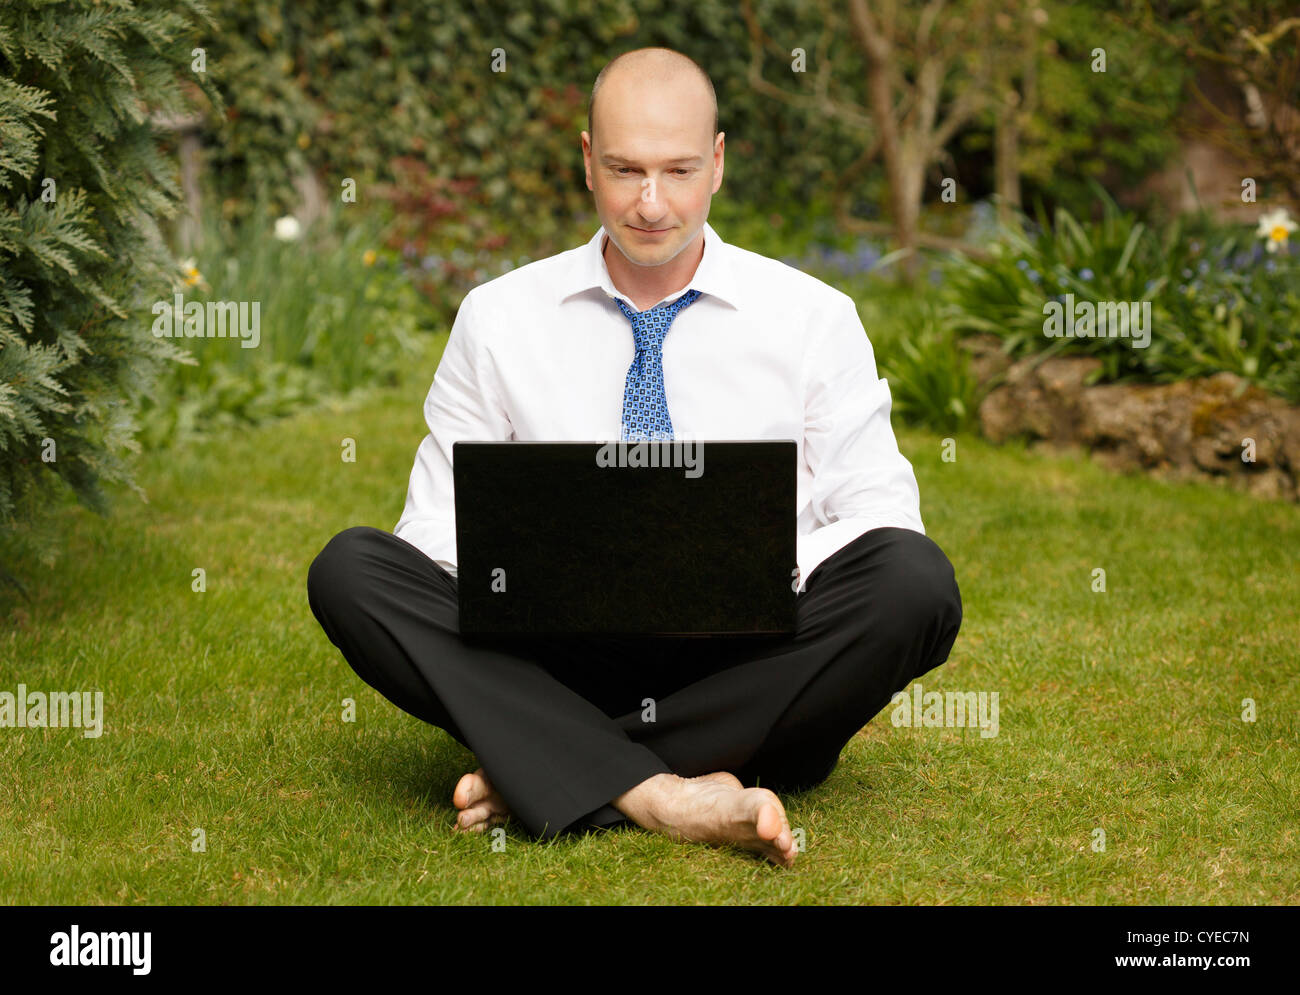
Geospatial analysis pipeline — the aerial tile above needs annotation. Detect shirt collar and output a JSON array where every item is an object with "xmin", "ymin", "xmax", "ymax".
[{"xmin": 557, "ymin": 220, "xmax": 743, "ymax": 311}]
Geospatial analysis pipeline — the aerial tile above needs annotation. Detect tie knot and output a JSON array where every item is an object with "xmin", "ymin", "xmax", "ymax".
[{"xmin": 615, "ymin": 289, "xmax": 702, "ymax": 351}]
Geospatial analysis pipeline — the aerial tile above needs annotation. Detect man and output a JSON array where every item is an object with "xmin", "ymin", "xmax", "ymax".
[{"xmin": 307, "ymin": 47, "xmax": 961, "ymax": 869}]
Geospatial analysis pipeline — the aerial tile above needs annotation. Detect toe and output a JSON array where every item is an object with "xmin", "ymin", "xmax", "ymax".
[
  {"xmin": 454, "ymin": 772, "xmax": 491, "ymax": 810},
  {"xmin": 755, "ymin": 798, "xmax": 789, "ymax": 848},
  {"xmin": 452, "ymin": 774, "xmax": 473, "ymax": 809},
  {"xmin": 457, "ymin": 802, "xmax": 494, "ymax": 829}
]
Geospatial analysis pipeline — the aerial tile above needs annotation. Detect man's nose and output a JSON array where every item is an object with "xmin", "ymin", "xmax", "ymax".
[{"xmin": 638, "ymin": 178, "xmax": 667, "ymax": 220}]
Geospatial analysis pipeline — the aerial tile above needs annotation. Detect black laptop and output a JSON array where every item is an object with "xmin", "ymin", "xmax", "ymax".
[{"xmin": 453, "ymin": 440, "xmax": 797, "ymax": 636}]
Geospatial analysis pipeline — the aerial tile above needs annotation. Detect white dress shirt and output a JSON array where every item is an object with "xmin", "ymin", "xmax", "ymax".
[{"xmin": 394, "ymin": 221, "xmax": 925, "ymax": 593}]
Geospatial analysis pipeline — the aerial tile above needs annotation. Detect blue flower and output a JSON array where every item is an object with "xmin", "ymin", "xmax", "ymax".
[
  {"xmin": 1079, "ymin": 268, "xmax": 1094, "ymax": 281},
  {"xmin": 853, "ymin": 242, "xmax": 881, "ymax": 273},
  {"xmin": 1016, "ymin": 259, "xmax": 1029, "ymax": 271},
  {"xmin": 1027, "ymin": 269, "xmax": 1041, "ymax": 283}
]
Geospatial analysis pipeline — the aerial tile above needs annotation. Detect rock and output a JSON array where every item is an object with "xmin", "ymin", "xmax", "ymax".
[
  {"xmin": 969, "ymin": 342, "xmax": 1299, "ymax": 501},
  {"xmin": 1246, "ymin": 469, "xmax": 1292, "ymax": 501},
  {"xmin": 959, "ymin": 333, "xmax": 1014, "ymax": 386}
]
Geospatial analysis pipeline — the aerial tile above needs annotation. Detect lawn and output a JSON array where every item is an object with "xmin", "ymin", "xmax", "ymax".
[{"xmin": 2, "ymin": 346, "xmax": 1297, "ymax": 904}]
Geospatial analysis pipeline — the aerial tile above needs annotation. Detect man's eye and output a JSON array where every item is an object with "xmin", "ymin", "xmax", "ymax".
[{"xmin": 612, "ymin": 167, "xmax": 691, "ymax": 175}]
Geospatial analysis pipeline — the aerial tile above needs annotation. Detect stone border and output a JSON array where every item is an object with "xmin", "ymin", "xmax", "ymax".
[{"xmin": 961, "ymin": 334, "xmax": 1300, "ymax": 501}]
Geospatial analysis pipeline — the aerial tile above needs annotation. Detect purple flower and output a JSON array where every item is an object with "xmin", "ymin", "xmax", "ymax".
[{"xmin": 853, "ymin": 242, "xmax": 881, "ymax": 273}]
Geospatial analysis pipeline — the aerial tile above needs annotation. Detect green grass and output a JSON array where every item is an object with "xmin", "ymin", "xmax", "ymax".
[{"xmin": 2, "ymin": 360, "xmax": 1298, "ymax": 904}]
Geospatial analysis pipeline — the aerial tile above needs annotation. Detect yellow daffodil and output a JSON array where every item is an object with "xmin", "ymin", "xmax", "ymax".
[{"xmin": 1256, "ymin": 208, "xmax": 1296, "ymax": 254}]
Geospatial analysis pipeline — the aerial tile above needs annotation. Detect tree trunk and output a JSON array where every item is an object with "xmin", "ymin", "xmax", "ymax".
[
  {"xmin": 994, "ymin": 106, "xmax": 1021, "ymax": 227},
  {"xmin": 860, "ymin": 22, "xmax": 920, "ymax": 279},
  {"xmin": 895, "ymin": 139, "xmax": 925, "ymax": 279}
]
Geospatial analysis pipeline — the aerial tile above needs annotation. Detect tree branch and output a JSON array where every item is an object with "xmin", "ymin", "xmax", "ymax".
[{"xmin": 740, "ymin": 0, "xmax": 875, "ymax": 133}]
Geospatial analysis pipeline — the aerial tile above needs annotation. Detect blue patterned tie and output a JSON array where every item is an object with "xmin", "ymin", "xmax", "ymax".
[{"xmin": 615, "ymin": 289, "xmax": 702, "ymax": 441}]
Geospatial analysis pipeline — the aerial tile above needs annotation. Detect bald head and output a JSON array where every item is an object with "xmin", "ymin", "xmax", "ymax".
[
  {"xmin": 587, "ymin": 47, "xmax": 718, "ymax": 144},
  {"xmin": 581, "ymin": 46, "xmax": 724, "ymax": 278}
]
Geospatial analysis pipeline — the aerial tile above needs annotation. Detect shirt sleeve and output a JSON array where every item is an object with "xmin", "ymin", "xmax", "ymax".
[
  {"xmin": 796, "ymin": 291, "xmax": 925, "ymax": 590},
  {"xmin": 393, "ymin": 289, "xmax": 513, "ymax": 575}
]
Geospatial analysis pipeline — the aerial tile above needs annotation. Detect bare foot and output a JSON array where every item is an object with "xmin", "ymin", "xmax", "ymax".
[
  {"xmin": 451, "ymin": 768, "xmax": 747, "ymax": 837},
  {"xmin": 613, "ymin": 771, "xmax": 798, "ymax": 868},
  {"xmin": 452, "ymin": 768, "xmax": 511, "ymax": 833}
]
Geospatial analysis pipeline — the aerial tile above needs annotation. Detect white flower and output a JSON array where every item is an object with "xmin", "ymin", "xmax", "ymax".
[
  {"xmin": 274, "ymin": 215, "xmax": 302, "ymax": 241},
  {"xmin": 178, "ymin": 257, "xmax": 204, "ymax": 288},
  {"xmin": 1256, "ymin": 208, "xmax": 1296, "ymax": 254}
]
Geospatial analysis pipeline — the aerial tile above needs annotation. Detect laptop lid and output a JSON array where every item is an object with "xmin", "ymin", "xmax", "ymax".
[{"xmin": 453, "ymin": 440, "xmax": 797, "ymax": 636}]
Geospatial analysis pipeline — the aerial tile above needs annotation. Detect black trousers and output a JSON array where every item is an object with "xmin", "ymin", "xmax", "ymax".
[{"xmin": 307, "ymin": 524, "xmax": 962, "ymax": 839}]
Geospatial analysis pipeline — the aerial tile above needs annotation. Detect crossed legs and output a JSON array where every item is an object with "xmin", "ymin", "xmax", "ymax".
[{"xmin": 307, "ymin": 524, "xmax": 961, "ymax": 866}]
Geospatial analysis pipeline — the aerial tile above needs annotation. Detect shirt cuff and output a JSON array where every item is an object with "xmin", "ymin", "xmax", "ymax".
[{"xmin": 796, "ymin": 517, "xmax": 925, "ymax": 593}]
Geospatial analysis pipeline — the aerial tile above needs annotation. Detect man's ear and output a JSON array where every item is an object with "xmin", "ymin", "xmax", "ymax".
[{"xmin": 581, "ymin": 130, "xmax": 594, "ymax": 191}]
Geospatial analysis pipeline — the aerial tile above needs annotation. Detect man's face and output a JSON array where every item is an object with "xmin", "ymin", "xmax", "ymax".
[{"xmin": 582, "ymin": 72, "xmax": 724, "ymax": 269}]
